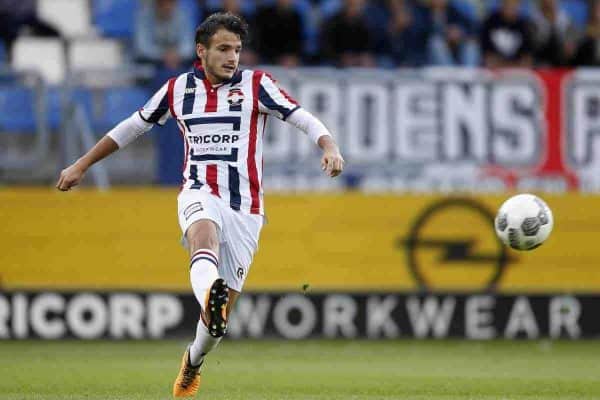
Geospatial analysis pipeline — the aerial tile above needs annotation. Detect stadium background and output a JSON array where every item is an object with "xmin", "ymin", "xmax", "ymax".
[{"xmin": 1, "ymin": 0, "xmax": 600, "ymax": 399}]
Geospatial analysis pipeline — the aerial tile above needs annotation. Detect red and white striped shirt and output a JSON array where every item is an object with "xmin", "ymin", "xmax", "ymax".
[{"xmin": 139, "ymin": 64, "xmax": 299, "ymax": 215}]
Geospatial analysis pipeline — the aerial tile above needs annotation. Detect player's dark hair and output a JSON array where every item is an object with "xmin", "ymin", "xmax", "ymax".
[{"xmin": 195, "ymin": 12, "xmax": 248, "ymax": 47}]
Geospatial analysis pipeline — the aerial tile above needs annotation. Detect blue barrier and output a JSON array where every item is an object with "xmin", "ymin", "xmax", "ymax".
[
  {"xmin": 0, "ymin": 86, "xmax": 36, "ymax": 132},
  {"xmin": 97, "ymin": 87, "xmax": 149, "ymax": 131}
]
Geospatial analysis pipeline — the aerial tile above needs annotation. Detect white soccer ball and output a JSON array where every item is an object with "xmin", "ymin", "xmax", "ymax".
[{"xmin": 494, "ymin": 194, "xmax": 554, "ymax": 251}]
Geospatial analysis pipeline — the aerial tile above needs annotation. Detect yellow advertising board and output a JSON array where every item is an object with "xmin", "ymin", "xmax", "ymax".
[{"xmin": 1, "ymin": 188, "xmax": 599, "ymax": 292}]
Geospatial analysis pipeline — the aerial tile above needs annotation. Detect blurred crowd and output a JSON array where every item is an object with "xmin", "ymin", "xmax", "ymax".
[
  {"xmin": 225, "ymin": 0, "xmax": 600, "ymax": 68},
  {"xmin": 2, "ymin": 0, "xmax": 600, "ymax": 71}
]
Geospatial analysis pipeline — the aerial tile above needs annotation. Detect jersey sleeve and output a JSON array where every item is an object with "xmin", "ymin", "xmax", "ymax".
[
  {"xmin": 138, "ymin": 81, "xmax": 172, "ymax": 126},
  {"xmin": 257, "ymin": 72, "xmax": 300, "ymax": 121}
]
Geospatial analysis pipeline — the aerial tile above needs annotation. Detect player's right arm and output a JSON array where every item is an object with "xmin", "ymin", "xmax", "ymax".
[
  {"xmin": 56, "ymin": 81, "xmax": 173, "ymax": 191},
  {"xmin": 56, "ymin": 135, "xmax": 119, "ymax": 191}
]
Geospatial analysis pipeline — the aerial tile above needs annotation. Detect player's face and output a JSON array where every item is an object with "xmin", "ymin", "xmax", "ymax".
[{"xmin": 197, "ymin": 29, "xmax": 242, "ymax": 83}]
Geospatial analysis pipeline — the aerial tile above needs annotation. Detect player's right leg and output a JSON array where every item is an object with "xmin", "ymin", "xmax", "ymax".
[
  {"xmin": 174, "ymin": 193, "xmax": 227, "ymax": 397},
  {"xmin": 187, "ymin": 219, "xmax": 225, "ymax": 337},
  {"xmin": 174, "ymin": 219, "xmax": 225, "ymax": 398}
]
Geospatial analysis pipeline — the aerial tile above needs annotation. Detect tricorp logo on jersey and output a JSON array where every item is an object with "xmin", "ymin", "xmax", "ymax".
[{"xmin": 187, "ymin": 134, "xmax": 240, "ymax": 144}]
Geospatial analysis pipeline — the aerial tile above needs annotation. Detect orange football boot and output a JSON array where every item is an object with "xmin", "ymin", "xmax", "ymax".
[{"xmin": 173, "ymin": 347, "xmax": 201, "ymax": 397}]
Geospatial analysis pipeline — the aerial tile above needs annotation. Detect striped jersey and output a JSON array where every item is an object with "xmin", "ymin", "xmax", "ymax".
[{"xmin": 139, "ymin": 63, "xmax": 300, "ymax": 215}]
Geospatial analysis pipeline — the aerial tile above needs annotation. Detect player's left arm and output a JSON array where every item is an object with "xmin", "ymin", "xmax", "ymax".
[
  {"xmin": 317, "ymin": 134, "xmax": 344, "ymax": 178},
  {"xmin": 286, "ymin": 109, "xmax": 344, "ymax": 178},
  {"xmin": 257, "ymin": 72, "xmax": 344, "ymax": 177}
]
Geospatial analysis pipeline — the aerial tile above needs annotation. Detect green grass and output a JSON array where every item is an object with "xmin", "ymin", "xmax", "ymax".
[{"xmin": 0, "ymin": 340, "xmax": 599, "ymax": 399}]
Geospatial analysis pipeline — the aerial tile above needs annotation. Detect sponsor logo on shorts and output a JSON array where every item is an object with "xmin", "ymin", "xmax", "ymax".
[
  {"xmin": 236, "ymin": 267, "xmax": 245, "ymax": 279},
  {"xmin": 183, "ymin": 202, "xmax": 203, "ymax": 220}
]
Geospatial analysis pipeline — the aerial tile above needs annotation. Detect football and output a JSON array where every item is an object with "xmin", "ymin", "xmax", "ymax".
[{"xmin": 495, "ymin": 194, "xmax": 554, "ymax": 251}]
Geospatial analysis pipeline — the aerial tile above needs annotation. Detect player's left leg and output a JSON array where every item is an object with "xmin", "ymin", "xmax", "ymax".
[{"xmin": 226, "ymin": 289, "xmax": 240, "ymax": 316}]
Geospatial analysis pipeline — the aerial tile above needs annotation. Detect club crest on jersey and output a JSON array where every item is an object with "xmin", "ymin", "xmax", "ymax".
[{"xmin": 227, "ymin": 89, "xmax": 244, "ymax": 105}]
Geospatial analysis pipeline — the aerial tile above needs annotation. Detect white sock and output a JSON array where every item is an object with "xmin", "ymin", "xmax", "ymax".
[
  {"xmin": 189, "ymin": 319, "xmax": 222, "ymax": 366},
  {"xmin": 188, "ymin": 248, "xmax": 221, "ymax": 366},
  {"xmin": 189, "ymin": 249, "xmax": 220, "ymax": 308}
]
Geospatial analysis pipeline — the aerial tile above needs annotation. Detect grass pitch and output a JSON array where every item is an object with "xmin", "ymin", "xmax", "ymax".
[{"xmin": 0, "ymin": 340, "xmax": 598, "ymax": 399}]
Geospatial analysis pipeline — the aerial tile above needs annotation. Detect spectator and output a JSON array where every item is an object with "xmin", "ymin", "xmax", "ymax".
[
  {"xmin": 321, "ymin": 0, "xmax": 376, "ymax": 67},
  {"xmin": 480, "ymin": 0, "xmax": 535, "ymax": 67},
  {"xmin": 134, "ymin": 0, "xmax": 195, "ymax": 70},
  {"xmin": 416, "ymin": 0, "xmax": 480, "ymax": 66},
  {"xmin": 363, "ymin": 0, "xmax": 394, "ymax": 59},
  {"xmin": 572, "ymin": 0, "xmax": 600, "ymax": 66},
  {"xmin": 203, "ymin": 0, "xmax": 259, "ymax": 66},
  {"xmin": 387, "ymin": 0, "xmax": 426, "ymax": 66},
  {"xmin": 254, "ymin": 0, "xmax": 303, "ymax": 66},
  {"xmin": 531, "ymin": 0, "xmax": 578, "ymax": 66},
  {"xmin": 461, "ymin": 0, "xmax": 486, "ymax": 21},
  {"xmin": 0, "ymin": 0, "xmax": 60, "ymax": 56}
]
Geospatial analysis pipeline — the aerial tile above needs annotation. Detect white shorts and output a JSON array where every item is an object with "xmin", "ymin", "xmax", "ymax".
[{"xmin": 177, "ymin": 190, "xmax": 263, "ymax": 293}]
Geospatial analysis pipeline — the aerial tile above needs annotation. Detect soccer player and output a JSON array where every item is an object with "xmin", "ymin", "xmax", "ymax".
[{"xmin": 56, "ymin": 12, "xmax": 344, "ymax": 398}]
